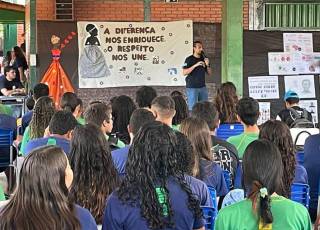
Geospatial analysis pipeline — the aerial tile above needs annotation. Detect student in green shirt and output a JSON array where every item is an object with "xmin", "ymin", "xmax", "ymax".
[
  {"xmin": 227, "ymin": 97, "xmax": 260, "ymax": 158},
  {"xmin": 84, "ymin": 102, "xmax": 125, "ymax": 149},
  {"xmin": 215, "ymin": 139, "xmax": 312, "ymax": 230},
  {"xmin": 20, "ymin": 96, "xmax": 55, "ymax": 154}
]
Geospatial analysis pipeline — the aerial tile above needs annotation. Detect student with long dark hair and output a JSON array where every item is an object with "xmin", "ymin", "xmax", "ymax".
[
  {"xmin": 135, "ymin": 86, "xmax": 157, "ymax": 109},
  {"xmin": 103, "ymin": 121, "xmax": 204, "ymax": 229},
  {"xmin": 12, "ymin": 46, "xmax": 28, "ymax": 83},
  {"xmin": 180, "ymin": 117, "xmax": 228, "ymax": 197},
  {"xmin": 20, "ymin": 96, "xmax": 55, "ymax": 154},
  {"xmin": 214, "ymin": 82, "xmax": 238, "ymax": 124},
  {"xmin": 111, "ymin": 95, "xmax": 136, "ymax": 144},
  {"xmin": 215, "ymin": 140, "xmax": 311, "ymax": 229},
  {"xmin": 0, "ymin": 145, "xmax": 97, "ymax": 229},
  {"xmin": 259, "ymin": 120, "xmax": 307, "ymax": 198},
  {"xmin": 69, "ymin": 123, "xmax": 119, "ymax": 224},
  {"xmin": 171, "ymin": 95, "xmax": 189, "ymax": 130},
  {"xmin": 174, "ymin": 131, "xmax": 213, "ymax": 208},
  {"xmin": 191, "ymin": 101, "xmax": 239, "ymax": 189}
]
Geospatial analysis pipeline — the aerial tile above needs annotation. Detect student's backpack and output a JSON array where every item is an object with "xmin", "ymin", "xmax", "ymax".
[{"xmin": 288, "ymin": 108, "xmax": 314, "ymax": 128}]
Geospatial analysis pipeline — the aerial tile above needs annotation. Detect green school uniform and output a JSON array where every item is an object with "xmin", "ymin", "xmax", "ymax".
[
  {"xmin": 215, "ymin": 196, "xmax": 312, "ymax": 230},
  {"xmin": 20, "ymin": 126, "xmax": 31, "ymax": 155},
  {"xmin": 227, "ymin": 132, "xmax": 259, "ymax": 159},
  {"xmin": 77, "ymin": 117, "xmax": 86, "ymax": 125},
  {"xmin": 105, "ymin": 134, "xmax": 126, "ymax": 149}
]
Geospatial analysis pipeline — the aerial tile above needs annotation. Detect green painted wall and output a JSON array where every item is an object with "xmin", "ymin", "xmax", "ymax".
[
  {"xmin": 4, "ymin": 24, "xmax": 17, "ymax": 53},
  {"xmin": 222, "ymin": 0, "xmax": 243, "ymax": 96},
  {"xmin": 0, "ymin": 9, "xmax": 24, "ymax": 24},
  {"xmin": 29, "ymin": 0, "xmax": 37, "ymax": 89}
]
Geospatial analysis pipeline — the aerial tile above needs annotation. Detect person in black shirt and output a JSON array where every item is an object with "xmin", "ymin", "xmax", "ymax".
[
  {"xmin": 276, "ymin": 90, "xmax": 313, "ymax": 128},
  {"xmin": 0, "ymin": 66, "xmax": 25, "ymax": 96},
  {"xmin": 182, "ymin": 41, "xmax": 212, "ymax": 111},
  {"xmin": 191, "ymin": 101, "xmax": 239, "ymax": 189},
  {"xmin": 12, "ymin": 46, "xmax": 28, "ymax": 83}
]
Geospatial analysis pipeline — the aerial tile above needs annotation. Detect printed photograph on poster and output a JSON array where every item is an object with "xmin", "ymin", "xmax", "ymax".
[
  {"xmin": 248, "ymin": 76, "xmax": 279, "ymax": 99},
  {"xmin": 283, "ymin": 33, "xmax": 313, "ymax": 53},
  {"xmin": 257, "ymin": 102, "xmax": 271, "ymax": 125},
  {"xmin": 299, "ymin": 100, "xmax": 318, "ymax": 124},
  {"xmin": 284, "ymin": 75, "xmax": 315, "ymax": 98}
]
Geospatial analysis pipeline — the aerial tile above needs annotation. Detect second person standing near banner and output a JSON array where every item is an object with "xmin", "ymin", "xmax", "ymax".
[{"xmin": 182, "ymin": 41, "xmax": 212, "ymax": 111}]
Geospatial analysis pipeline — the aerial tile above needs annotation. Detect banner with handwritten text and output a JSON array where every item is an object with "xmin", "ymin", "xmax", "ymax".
[{"xmin": 77, "ymin": 20, "xmax": 193, "ymax": 88}]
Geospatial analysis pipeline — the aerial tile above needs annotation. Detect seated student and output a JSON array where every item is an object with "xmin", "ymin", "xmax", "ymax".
[
  {"xmin": 69, "ymin": 123, "xmax": 119, "ymax": 224},
  {"xmin": 214, "ymin": 82, "xmax": 239, "ymax": 124},
  {"xmin": 175, "ymin": 131, "xmax": 213, "ymax": 207},
  {"xmin": 0, "ymin": 66, "xmax": 25, "ymax": 96},
  {"xmin": 20, "ymin": 96, "xmax": 55, "ymax": 155},
  {"xmin": 180, "ymin": 117, "xmax": 228, "ymax": 197},
  {"xmin": 135, "ymin": 86, "xmax": 157, "ymax": 109},
  {"xmin": 76, "ymin": 98, "xmax": 85, "ymax": 125},
  {"xmin": 170, "ymin": 90, "xmax": 184, "ymax": 97},
  {"xmin": 304, "ymin": 133, "xmax": 320, "ymax": 221},
  {"xmin": 276, "ymin": 90, "xmax": 313, "ymax": 128},
  {"xmin": 21, "ymin": 83, "xmax": 49, "ymax": 134},
  {"xmin": 151, "ymin": 96, "xmax": 176, "ymax": 127},
  {"xmin": 215, "ymin": 140, "xmax": 311, "ymax": 230},
  {"xmin": 112, "ymin": 108, "xmax": 155, "ymax": 176},
  {"xmin": 260, "ymin": 120, "xmax": 308, "ymax": 198},
  {"xmin": 171, "ymin": 95, "xmax": 189, "ymax": 131},
  {"xmin": 111, "ymin": 95, "xmax": 136, "ymax": 145},
  {"xmin": 84, "ymin": 102, "xmax": 125, "ymax": 149},
  {"xmin": 227, "ymin": 97, "xmax": 260, "ymax": 159},
  {"xmin": 60, "ymin": 92, "xmax": 83, "ymax": 124},
  {"xmin": 191, "ymin": 101, "xmax": 239, "ymax": 189},
  {"xmin": 0, "ymin": 146, "xmax": 97, "ymax": 229},
  {"xmin": 24, "ymin": 111, "xmax": 78, "ymax": 155},
  {"xmin": 103, "ymin": 121, "xmax": 205, "ymax": 230}
]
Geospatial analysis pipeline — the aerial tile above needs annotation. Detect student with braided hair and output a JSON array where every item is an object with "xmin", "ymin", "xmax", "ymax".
[
  {"xmin": 20, "ymin": 96, "xmax": 55, "ymax": 154},
  {"xmin": 103, "ymin": 121, "xmax": 205, "ymax": 230},
  {"xmin": 215, "ymin": 140, "xmax": 311, "ymax": 230}
]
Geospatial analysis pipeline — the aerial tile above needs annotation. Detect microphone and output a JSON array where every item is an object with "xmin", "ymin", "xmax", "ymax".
[{"xmin": 201, "ymin": 51, "xmax": 206, "ymax": 59}]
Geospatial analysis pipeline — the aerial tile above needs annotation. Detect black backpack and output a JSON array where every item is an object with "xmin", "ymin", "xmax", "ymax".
[{"xmin": 288, "ymin": 108, "xmax": 314, "ymax": 128}]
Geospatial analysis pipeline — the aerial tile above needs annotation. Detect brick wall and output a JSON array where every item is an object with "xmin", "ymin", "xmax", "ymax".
[
  {"xmin": 36, "ymin": 0, "xmax": 249, "ymax": 28},
  {"xmin": 36, "ymin": 0, "xmax": 55, "ymax": 21},
  {"xmin": 74, "ymin": 0, "xmax": 144, "ymax": 21}
]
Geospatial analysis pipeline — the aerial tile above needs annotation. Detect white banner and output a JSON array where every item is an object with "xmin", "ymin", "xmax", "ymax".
[
  {"xmin": 248, "ymin": 76, "xmax": 279, "ymax": 99},
  {"xmin": 283, "ymin": 33, "xmax": 313, "ymax": 53},
  {"xmin": 77, "ymin": 20, "xmax": 193, "ymax": 88},
  {"xmin": 268, "ymin": 52, "xmax": 320, "ymax": 75}
]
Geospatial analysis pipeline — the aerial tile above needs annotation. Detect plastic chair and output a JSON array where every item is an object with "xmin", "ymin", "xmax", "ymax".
[
  {"xmin": 207, "ymin": 186, "xmax": 218, "ymax": 212},
  {"xmin": 0, "ymin": 129, "xmax": 15, "ymax": 192},
  {"xmin": 201, "ymin": 206, "xmax": 216, "ymax": 230},
  {"xmin": 223, "ymin": 170, "xmax": 231, "ymax": 191},
  {"xmin": 296, "ymin": 151, "xmax": 304, "ymax": 165},
  {"xmin": 216, "ymin": 124, "xmax": 244, "ymax": 140},
  {"xmin": 291, "ymin": 183, "xmax": 310, "ymax": 208}
]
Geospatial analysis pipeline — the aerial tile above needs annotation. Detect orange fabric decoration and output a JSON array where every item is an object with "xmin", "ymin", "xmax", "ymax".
[{"xmin": 41, "ymin": 48, "xmax": 74, "ymax": 107}]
